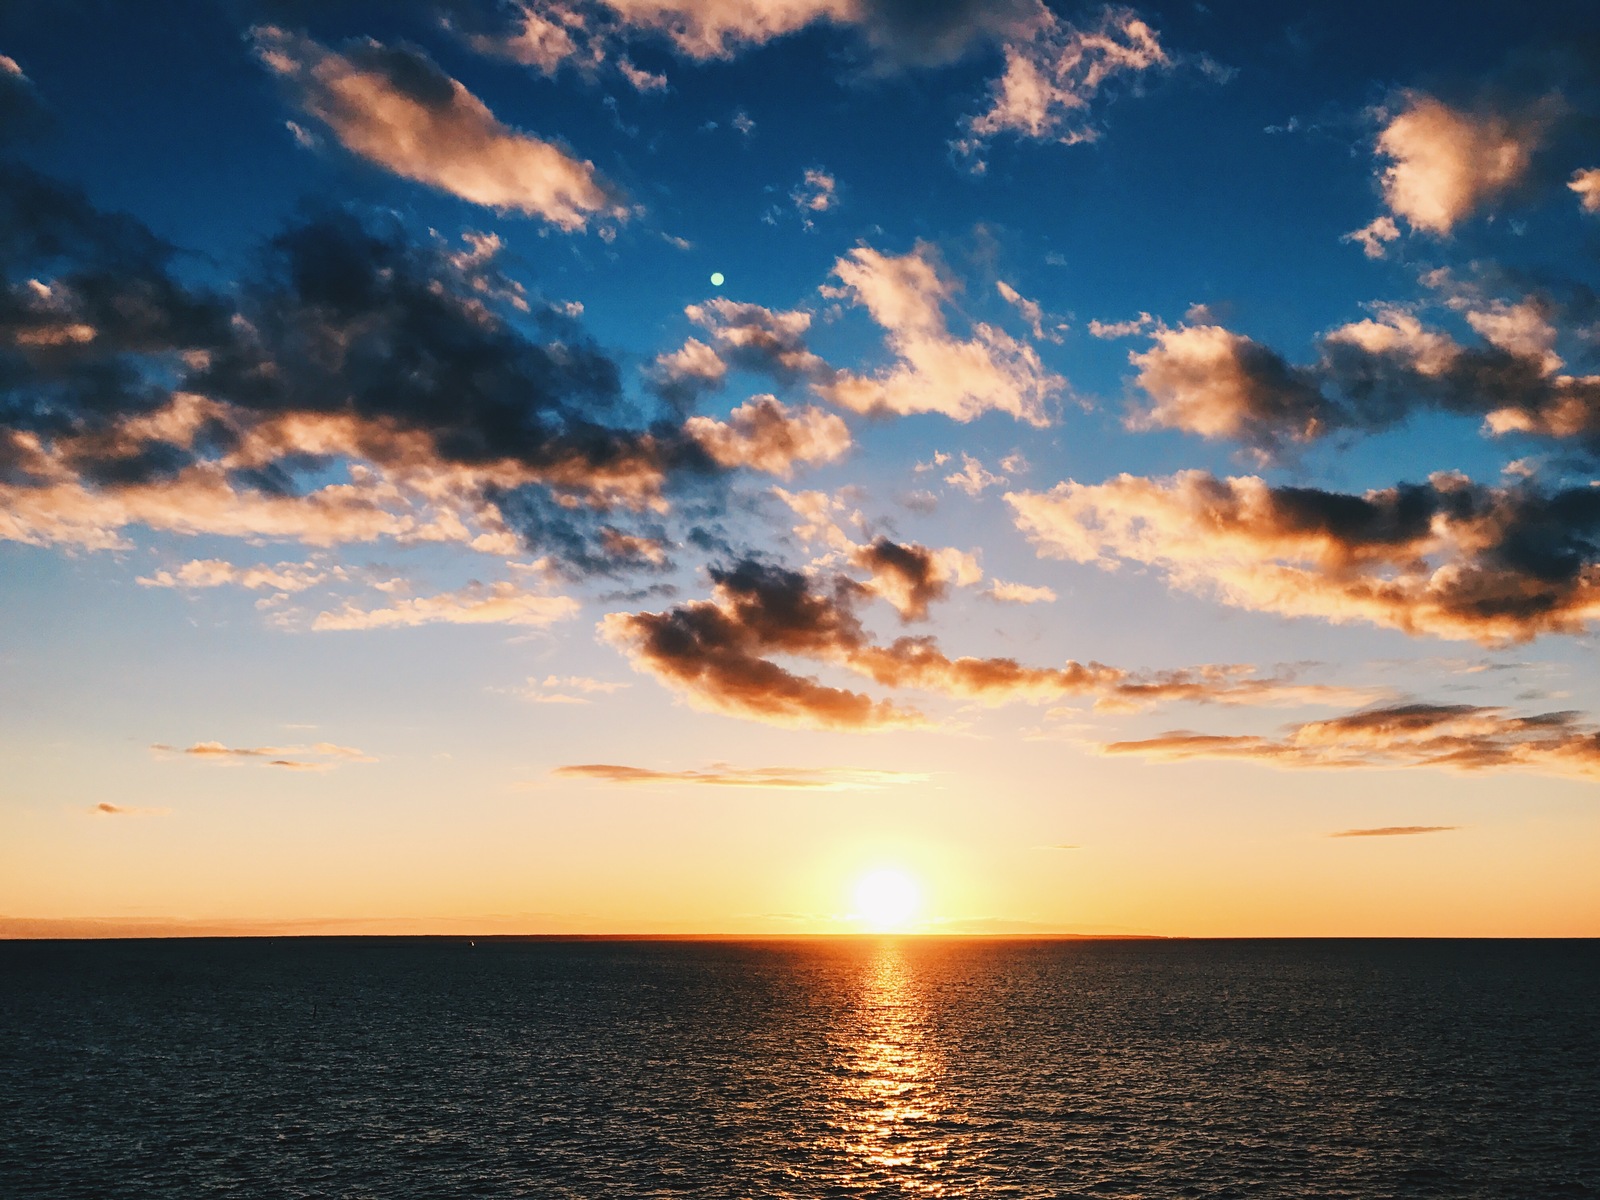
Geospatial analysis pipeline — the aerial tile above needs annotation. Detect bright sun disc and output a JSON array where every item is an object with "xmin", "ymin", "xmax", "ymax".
[{"xmin": 852, "ymin": 867, "xmax": 922, "ymax": 932}]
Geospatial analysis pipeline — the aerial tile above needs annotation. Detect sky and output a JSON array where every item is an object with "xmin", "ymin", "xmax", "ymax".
[{"xmin": 3, "ymin": 0, "xmax": 1599, "ymax": 938}]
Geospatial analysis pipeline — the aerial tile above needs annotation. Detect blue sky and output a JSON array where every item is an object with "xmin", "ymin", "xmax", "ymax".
[{"xmin": 3, "ymin": 0, "xmax": 1599, "ymax": 936}]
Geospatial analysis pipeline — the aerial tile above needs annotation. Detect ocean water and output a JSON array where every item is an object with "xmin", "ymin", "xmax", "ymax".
[{"xmin": 2, "ymin": 938, "xmax": 1597, "ymax": 1198}]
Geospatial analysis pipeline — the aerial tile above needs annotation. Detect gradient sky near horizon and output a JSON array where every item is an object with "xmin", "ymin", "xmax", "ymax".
[{"xmin": 3, "ymin": 0, "xmax": 1600, "ymax": 937}]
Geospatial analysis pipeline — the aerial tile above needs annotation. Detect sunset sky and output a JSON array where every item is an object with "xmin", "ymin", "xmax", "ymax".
[{"xmin": 3, "ymin": 0, "xmax": 1599, "ymax": 937}]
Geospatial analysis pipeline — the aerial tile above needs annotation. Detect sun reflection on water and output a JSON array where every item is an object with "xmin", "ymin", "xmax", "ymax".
[{"xmin": 822, "ymin": 941, "xmax": 965, "ymax": 1194}]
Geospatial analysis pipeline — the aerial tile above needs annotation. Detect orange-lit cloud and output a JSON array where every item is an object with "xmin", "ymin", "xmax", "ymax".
[
  {"xmin": 253, "ymin": 27, "xmax": 627, "ymax": 230},
  {"xmin": 604, "ymin": 557, "xmax": 1383, "ymax": 729},
  {"xmin": 1366, "ymin": 91, "xmax": 1552, "ymax": 237},
  {"xmin": 1107, "ymin": 702, "xmax": 1600, "ymax": 781},
  {"xmin": 1008, "ymin": 469, "xmax": 1600, "ymax": 644},
  {"xmin": 1330, "ymin": 825, "xmax": 1457, "ymax": 838},
  {"xmin": 88, "ymin": 802, "xmax": 169, "ymax": 817},
  {"xmin": 959, "ymin": 4, "xmax": 1168, "ymax": 158},
  {"xmin": 1572, "ymin": 167, "xmax": 1600, "ymax": 213},
  {"xmin": 552, "ymin": 763, "xmax": 926, "ymax": 788},
  {"xmin": 684, "ymin": 396, "xmax": 851, "ymax": 478},
  {"xmin": 817, "ymin": 243, "xmax": 1062, "ymax": 425}
]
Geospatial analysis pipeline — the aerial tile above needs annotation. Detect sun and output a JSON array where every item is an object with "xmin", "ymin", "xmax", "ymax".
[{"xmin": 851, "ymin": 867, "xmax": 924, "ymax": 933}]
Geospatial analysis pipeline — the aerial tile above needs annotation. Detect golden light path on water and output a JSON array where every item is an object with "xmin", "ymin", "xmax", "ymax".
[{"xmin": 821, "ymin": 941, "xmax": 964, "ymax": 1194}]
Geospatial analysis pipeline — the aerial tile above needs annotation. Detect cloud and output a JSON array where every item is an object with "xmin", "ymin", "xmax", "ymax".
[
  {"xmin": 152, "ymin": 740, "xmax": 376, "ymax": 769},
  {"xmin": 253, "ymin": 27, "xmax": 627, "ymax": 230},
  {"xmin": 1343, "ymin": 215, "xmax": 1400, "ymax": 259},
  {"xmin": 945, "ymin": 453, "xmax": 1006, "ymax": 496},
  {"xmin": 312, "ymin": 580, "xmax": 579, "ymax": 630},
  {"xmin": 1088, "ymin": 312, "xmax": 1154, "ymax": 339},
  {"xmin": 136, "ymin": 558, "xmax": 326, "ymax": 592},
  {"xmin": 684, "ymin": 396, "xmax": 851, "ymax": 479},
  {"xmin": 0, "ymin": 51, "xmax": 46, "ymax": 139},
  {"xmin": 996, "ymin": 280, "xmax": 1060, "ymax": 342},
  {"xmin": 519, "ymin": 674, "xmax": 630, "ymax": 703},
  {"xmin": 956, "ymin": 4, "xmax": 1169, "ymax": 164},
  {"xmin": 88, "ymin": 802, "xmax": 169, "ymax": 817},
  {"xmin": 603, "ymin": 556, "xmax": 1381, "ymax": 729},
  {"xmin": 2, "ymin": 181, "xmax": 816, "ymax": 575},
  {"xmin": 1366, "ymin": 90, "xmax": 1554, "ymax": 236},
  {"xmin": 1009, "ymin": 470, "xmax": 1600, "ymax": 644},
  {"xmin": 1106, "ymin": 701, "xmax": 1600, "ymax": 781},
  {"xmin": 682, "ymin": 298, "xmax": 833, "ymax": 386},
  {"xmin": 985, "ymin": 579, "xmax": 1057, "ymax": 604},
  {"xmin": 817, "ymin": 243, "xmax": 1062, "ymax": 425},
  {"xmin": 1571, "ymin": 168, "xmax": 1600, "ymax": 213},
  {"xmin": 850, "ymin": 536, "xmax": 981, "ymax": 620},
  {"xmin": 791, "ymin": 168, "xmax": 837, "ymax": 224},
  {"xmin": 552, "ymin": 762, "xmax": 926, "ymax": 788},
  {"xmin": 1124, "ymin": 308, "xmax": 1600, "ymax": 453},
  {"xmin": 1129, "ymin": 324, "xmax": 1329, "ymax": 445},
  {"xmin": 1329, "ymin": 825, "xmax": 1458, "ymax": 838}
]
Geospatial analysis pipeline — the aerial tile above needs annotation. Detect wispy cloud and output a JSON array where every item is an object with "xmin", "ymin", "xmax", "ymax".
[
  {"xmin": 552, "ymin": 763, "xmax": 928, "ymax": 789},
  {"xmin": 1106, "ymin": 702, "xmax": 1600, "ymax": 781},
  {"xmin": 313, "ymin": 581, "xmax": 579, "ymax": 631},
  {"xmin": 1330, "ymin": 825, "xmax": 1458, "ymax": 838},
  {"xmin": 152, "ymin": 741, "xmax": 377, "ymax": 770}
]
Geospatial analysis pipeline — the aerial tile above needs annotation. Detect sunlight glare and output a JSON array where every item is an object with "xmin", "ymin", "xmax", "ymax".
[{"xmin": 852, "ymin": 867, "xmax": 923, "ymax": 932}]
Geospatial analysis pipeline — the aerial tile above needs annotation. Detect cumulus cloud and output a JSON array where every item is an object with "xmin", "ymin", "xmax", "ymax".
[
  {"xmin": 1008, "ymin": 469, "xmax": 1600, "ymax": 644},
  {"xmin": 253, "ymin": 26, "xmax": 626, "ymax": 230},
  {"xmin": 996, "ymin": 280, "xmax": 1061, "ymax": 342},
  {"xmin": 985, "ymin": 579, "xmax": 1057, "ymax": 604},
  {"xmin": 603, "ymin": 557, "xmax": 1380, "ymax": 730},
  {"xmin": 850, "ymin": 536, "xmax": 981, "ymax": 620},
  {"xmin": 0, "ymin": 172, "xmax": 840, "ymax": 577},
  {"xmin": 1572, "ymin": 168, "xmax": 1600, "ymax": 213},
  {"xmin": 1124, "ymin": 308, "xmax": 1600, "ymax": 453},
  {"xmin": 552, "ymin": 762, "xmax": 926, "ymax": 788},
  {"xmin": 956, "ymin": 4, "xmax": 1169, "ymax": 164},
  {"xmin": 817, "ymin": 243, "xmax": 1062, "ymax": 425},
  {"xmin": 312, "ymin": 580, "xmax": 579, "ymax": 630},
  {"xmin": 685, "ymin": 396, "xmax": 851, "ymax": 478},
  {"xmin": 1365, "ymin": 90, "xmax": 1553, "ymax": 236},
  {"xmin": 1107, "ymin": 701, "xmax": 1600, "ymax": 781}
]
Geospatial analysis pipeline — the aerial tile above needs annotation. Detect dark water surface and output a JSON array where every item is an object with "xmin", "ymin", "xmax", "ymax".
[{"xmin": 3, "ymin": 938, "xmax": 1597, "ymax": 1198}]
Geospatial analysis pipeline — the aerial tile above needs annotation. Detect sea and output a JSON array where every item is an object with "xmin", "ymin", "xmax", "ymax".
[{"xmin": 3, "ymin": 937, "xmax": 1597, "ymax": 1198}]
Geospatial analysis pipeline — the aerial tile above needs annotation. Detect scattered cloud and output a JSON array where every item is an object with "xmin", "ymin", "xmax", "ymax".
[
  {"xmin": 253, "ymin": 26, "xmax": 627, "ymax": 230},
  {"xmin": 955, "ymin": 5, "xmax": 1170, "ymax": 166},
  {"xmin": 1107, "ymin": 702, "xmax": 1600, "ymax": 781},
  {"xmin": 997, "ymin": 280, "xmax": 1062, "ymax": 342},
  {"xmin": 1009, "ymin": 469, "xmax": 1600, "ymax": 644},
  {"xmin": 604, "ymin": 557, "xmax": 1382, "ymax": 730},
  {"xmin": 818, "ymin": 243, "xmax": 1062, "ymax": 425}
]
